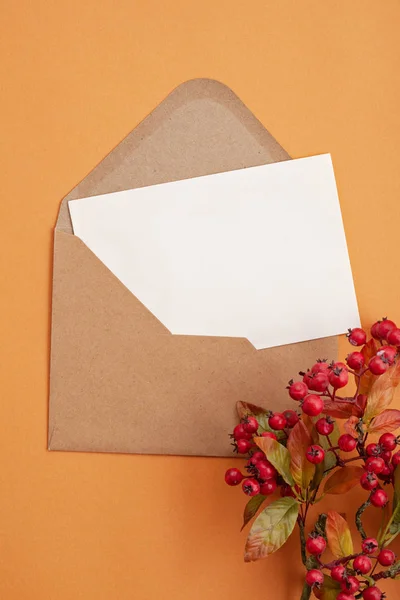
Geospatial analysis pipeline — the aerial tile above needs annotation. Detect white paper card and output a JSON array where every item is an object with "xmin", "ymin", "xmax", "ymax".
[{"xmin": 69, "ymin": 154, "xmax": 360, "ymax": 349}]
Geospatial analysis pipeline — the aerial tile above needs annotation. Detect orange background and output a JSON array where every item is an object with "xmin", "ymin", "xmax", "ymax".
[{"xmin": 1, "ymin": 1, "xmax": 400, "ymax": 598}]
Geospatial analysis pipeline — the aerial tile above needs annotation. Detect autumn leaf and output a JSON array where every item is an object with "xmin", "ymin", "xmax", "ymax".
[
  {"xmin": 244, "ymin": 497, "xmax": 299, "ymax": 562},
  {"xmin": 311, "ymin": 419, "xmax": 340, "ymax": 490},
  {"xmin": 241, "ymin": 495, "xmax": 267, "ymax": 531},
  {"xmin": 287, "ymin": 421, "xmax": 315, "ymax": 491},
  {"xmin": 314, "ymin": 575, "xmax": 341, "ymax": 600},
  {"xmin": 324, "ymin": 467, "xmax": 364, "ymax": 495},
  {"xmin": 344, "ymin": 415, "xmax": 362, "ymax": 437},
  {"xmin": 364, "ymin": 361, "xmax": 400, "ymax": 422},
  {"xmin": 236, "ymin": 401, "xmax": 283, "ymax": 435},
  {"xmin": 326, "ymin": 511, "xmax": 354, "ymax": 557},
  {"xmin": 358, "ymin": 339, "xmax": 378, "ymax": 395},
  {"xmin": 254, "ymin": 437, "xmax": 294, "ymax": 486},
  {"xmin": 322, "ymin": 399, "xmax": 360, "ymax": 419},
  {"xmin": 368, "ymin": 409, "xmax": 400, "ymax": 434}
]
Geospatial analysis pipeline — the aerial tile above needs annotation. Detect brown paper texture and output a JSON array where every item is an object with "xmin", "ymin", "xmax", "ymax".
[{"xmin": 49, "ymin": 78, "xmax": 337, "ymax": 456}]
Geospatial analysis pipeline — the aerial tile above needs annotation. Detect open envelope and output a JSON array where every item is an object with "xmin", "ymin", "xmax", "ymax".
[{"xmin": 49, "ymin": 78, "xmax": 339, "ymax": 457}]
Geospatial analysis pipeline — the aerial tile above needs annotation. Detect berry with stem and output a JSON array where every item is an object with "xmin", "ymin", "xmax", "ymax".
[
  {"xmin": 329, "ymin": 362, "xmax": 349, "ymax": 389},
  {"xmin": 346, "ymin": 351, "xmax": 365, "ymax": 370},
  {"xmin": 387, "ymin": 327, "xmax": 400, "ymax": 346},
  {"xmin": 306, "ymin": 445, "xmax": 325, "ymax": 464},
  {"xmin": 377, "ymin": 345, "xmax": 397, "ymax": 365},
  {"xmin": 362, "ymin": 586, "xmax": 385, "ymax": 600},
  {"xmin": 331, "ymin": 565, "xmax": 346, "ymax": 582},
  {"xmin": 340, "ymin": 576, "xmax": 360, "ymax": 594},
  {"xmin": 338, "ymin": 434, "xmax": 357, "ymax": 452},
  {"xmin": 225, "ymin": 468, "xmax": 243, "ymax": 486},
  {"xmin": 369, "ymin": 356, "xmax": 389, "ymax": 376},
  {"xmin": 306, "ymin": 534, "xmax": 326, "ymax": 555},
  {"xmin": 379, "ymin": 433, "xmax": 398, "ymax": 451},
  {"xmin": 365, "ymin": 457, "xmax": 385, "ymax": 474},
  {"xmin": 260, "ymin": 480, "xmax": 277, "ymax": 495},
  {"xmin": 378, "ymin": 548, "xmax": 396, "ymax": 566},
  {"xmin": 360, "ymin": 472, "xmax": 379, "ymax": 491},
  {"xmin": 362, "ymin": 538, "xmax": 379, "ymax": 554},
  {"xmin": 353, "ymin": 555, "xmax": 372, "ymax": 574},
  {"xmin": 242, "ymin": 416, "xmax": 259, "ymax": 434},
  {"xmin": 288, "ymin": 380, "xmax": 308, "ymax": 401},
  {"xmin": 283, "ymin": 409, "xmax": 299, "ymax": 428},
  {"xmin": 370, "ymin": 488, "xmax": 389, "ymax": 508},
  {"xmin": 347, "ymin": 327, "xmax": 367, "ymax": 346},
  {"xmin": 236, "ymin": 439, "xmax": 253, "ymax": 454},
  {"xmin": 316, "ymin": 416, "xmax": 335, "ymax": 436},
  {"xmin": 305, "ymin": 569, "xmax": 324, "ymax": 587},
  {"xmin": 268, "ymin": 413, "xmax": 287, "ymax": 431},
  {"xmin": 233, "ymin": 423, "xmax": 252, "ymax": 441},
  {"xmin": 242, "ymin": 478, "xmax": 260, "ymax": 497}
]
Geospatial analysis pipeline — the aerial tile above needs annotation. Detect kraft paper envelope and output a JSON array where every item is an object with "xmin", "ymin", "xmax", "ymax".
[{"xmin": 49, "ymin": 78, "xmax": 338, "ymax": 457}]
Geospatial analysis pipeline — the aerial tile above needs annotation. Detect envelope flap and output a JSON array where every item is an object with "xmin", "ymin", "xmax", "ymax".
[{"xmin": 57, "ymin": 78, "xmax": 289, "ymax": 232}]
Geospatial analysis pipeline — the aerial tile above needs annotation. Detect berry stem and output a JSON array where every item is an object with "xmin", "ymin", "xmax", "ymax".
[
  {"xmin": 355, "ymin": 499, "xmax": 371, "ymax": 540},
  {"xmin": 297, "ymin": 516, "xmax": 308, "ymax": 567}
]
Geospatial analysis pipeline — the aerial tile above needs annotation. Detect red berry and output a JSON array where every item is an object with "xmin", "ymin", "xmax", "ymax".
[
  {"xmin": 316, "ymin": 416, "xmax": 335, "ymax": 436},
  {"xmin": 363, "ymin": 586, "xmax": 385, "ymax": 600},
  {"xmin": 337, "ymin": 592, "xmax": 356, "ymax": 600},
  {"xmin": 302, "ymin": 394, "xmax": 324, "ymax": 417},
  {"xmin": 347, "ymin": 327, "xmax": 367, "ymax": 346},
  {"xmin": 365, "ymin": 456, "xmax": 385, "ymax": 474},
  {"xmin": 268, "ymin": 413, "xmax": 287, "ymax": 431},
  {"xmin": 341, "ymin": 575, "xmax": 360, "ymax": 594},
  {"xmin": 288, "ymin": 380, "xmax": 308, "ymax": 401},
  {"xmin": 305, "ymin": 569, "xmax": 324, "ymax": 587},
  {"xmin": 369, "ymin": 356, "xmax": 389, "ymax": 375},
  {"xmin": 280, "ymin": 484, "xmax": 295, "ymax": 498},
  {"xmin": 311, "ymin": 360, "xmax": 330, "ymax": 374},
  {"xmin": 370, "ymin": 488, "xmax": 388, "ymax": 508},
  {"xmin": 260, "ymin": 479, "xmax": 277, "ymax": 495},
  {"xmin": 371, "ymin": 321, "xmax": 382, "ymax": 340},
  {"xmin": 379, "ymin": 462, "xmax": 394, "ymax": 481},
  {"xmin": 233, "ymin": 423, "xmax": 252, "ymax": 441},
  {"xmin": 360, "ymin": 472, "xmax": 379, "ymax": 490},
  {"xmin": 392, "ymin": 451, "xmax": 400, "ymax": 466},
  {"xmin": 249, "ymin": 451, "xmax": 266, "ymax": 464},
  {"xmin": 379, "ymin": 433, "xmax": 397, "ymax": 451},
  {"xmin": 366, "ymin": 443, "xmax": 381, "ymax": 457},
  {"xmin": 283, "ymin": 410, "xmax": 299, "ymax": 428},
  {"xmin": 236, "ymin": 439, "xmax": 253, "ymax": 454},
  {"xmin": 302, "ymin": 370, "xmax": 314, "ymax": 388},
  {"xmin": 346, "ymin": 351, "xmax": 365, "ymax": 370},
  {"xmin": 255, "ymin": 461, "xmax": 277, "ymax": 481},
  {"xmin": 331, "ymin": 565, "xmax": 346, "ymax": 582},
  {"xmin": 260, "ymin": 431, "xmax": 277, "ymax": 440},
  {"xmin": 242, "ymin": 416, "xmax": 259, "ymax": 434},
  {"xmin": 225, "ymin": 468, "xmax": 243, "ymax": 486},
  {"xmin": 378, "ymin": 548, "xmax": 396, "ymax": 566},
  {"xmin": 242, "ymin": 478, "xmax": 260, "ymax": 497},
  {"xmin": 387, "ymin": 328, "xmax": 400, "ymax": 346},
  {"xmin": 362, "ymin": 538, "xmax": 379, "ymax": 554},
  {"xmin": 329, "ymin": 362, "xmax": 349, "ymax": 389},
  {"xmin": 379, "ymin": 318, "xmax": 397, "ymax": 340},
  {"xmin": 306, "ymin": 535, "xmax": 326, "ymax": 555},
  {"xmin": 381, "ymin": 450, "xmax": 392, "ymax": 463},
  {"xmin": 338, "ymin": 434, "xmax": 357, "ymax": 452},
  {"xmin": 306, "ymin": 445, "xmax": 325, "ymax": 464},
  {"xmin": 377, "ymin": 345, "xmax": 397, "ymax": 365},
  {"xmin": 308, "ymin": 372, "xmax": 330, "ymax": 392},
  {"xmin": 353, "ymin": 555, "xmax": 372, "ymax": 574}
]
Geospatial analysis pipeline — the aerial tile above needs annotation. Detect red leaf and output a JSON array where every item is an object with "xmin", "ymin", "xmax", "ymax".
[
  {"xmin": 358, "ymin": 339, "xmax": 378, "ymax": 395},
  {"xmin": 365, "ymin": 361, "xmax": 400, "ymax": 422},
  {"xmin": 287, "ymin": 421, "xmax": 315, "ymax": 490},
  {"xmin": 324, "ymin": 466, "xmax": 364, "ymax": 495},
  {"xmin": 322, "ymin": 399, "xmax": 360, "ymax": 419},
  {"xmin": 368, "ymin": 409, "xmax": 400, "ymax": 434}
]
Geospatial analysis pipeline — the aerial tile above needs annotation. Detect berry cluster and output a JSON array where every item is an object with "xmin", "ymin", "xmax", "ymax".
[
  {"xmin": 224, "ymin": 317, "xmax": 400, "ymax": 600},
  {"xmin": 226, "ymin": 412, "xmax": 299, "ymax": 497},
  {"xmin": 304, "ymin": 532, "xmax": 396, "ymax": 600}
]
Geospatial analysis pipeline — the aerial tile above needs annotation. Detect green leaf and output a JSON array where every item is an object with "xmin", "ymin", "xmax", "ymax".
[
  {"xmin": 244, "ymin": 497, "xmax": 299, "ymax": 562},
  {"xmin": 241, "ymin": 494, "xmax": 267, "ymax": 531},
  {"xmin": 382, "ymin": 466, "xmax": 400, "ymax": 544},
  {"xmin": 324, "ymin": 467, "xmax": 364, "ymax": 495},
  {"xmin": 314, "ymin": 575, "xmax": 341, "ymax": 600},
  {"xmin": 287, "ymin": 420, "xmax": 315, "ymax": 491},
  {"xmin": 368, "ymin": 409, "xmax": 400, "ymax": 434},
  {"xmin": 364, "ymin": 361, "xmax": 400, "ymax": 423},
  {"xmin": 326, "ymin": 511, "xmax": 353, "ymax": 557},
  {"xmin": 254, "ymin": 436, "xmax": 294, "ymax": 486}
]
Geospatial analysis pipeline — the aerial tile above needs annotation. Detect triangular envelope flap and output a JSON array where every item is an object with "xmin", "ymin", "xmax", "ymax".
[{"xmin": 56, "ymin": 78, "xmax": 290, "ymax": 233}]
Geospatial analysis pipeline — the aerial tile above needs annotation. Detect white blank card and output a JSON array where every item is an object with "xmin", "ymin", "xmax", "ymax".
[{"xmin": 69, "ymin": 154, "xmax": 360, "ymax": 349}]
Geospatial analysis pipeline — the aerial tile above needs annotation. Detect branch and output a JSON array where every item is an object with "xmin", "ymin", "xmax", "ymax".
[
  {"xmin": 298, "ymin": 517, "xmax": 307, "ymax": 566},
  {"xmin": 356, "ymin": 499, "xmax": 371, "ymax": 540}
]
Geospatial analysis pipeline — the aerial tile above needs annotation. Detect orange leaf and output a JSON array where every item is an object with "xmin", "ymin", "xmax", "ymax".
[
  {"xmin": 364, "ymin": 361, "xmax": 400, "ymax": 422},
  {"xmin": 358, "ymin": 339, "xmax": 378, "ymax": 395},
  {"xmin": 236, "ymin": 401, "xmax": 267, "ymax": 419},
  {"xmin": 287, "ymin": 421, "xmax": 315, "ymax": 490},
  {"xmin": 326, "ymin": 511, "xmax": 354, "ymax": 557},
  {"xmin": 324, "ymin": 467, "xmax": 364, "ymax": 495},
  {"xmin": 368, "ymin": 409, "xmax": 400, "ymax": 434},
  {"xmin": 344, "ymin": 416, "xmax": 360, "ymax": 437}
]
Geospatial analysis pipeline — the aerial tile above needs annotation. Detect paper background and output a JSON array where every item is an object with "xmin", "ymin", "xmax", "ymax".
[
  {"xmin": 2, "ymin": 2, "xmax": 400, "ymax": 599},
  {"xmin": 69, "ymin": 155, "xmax": 359, "ymax": 349}
]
